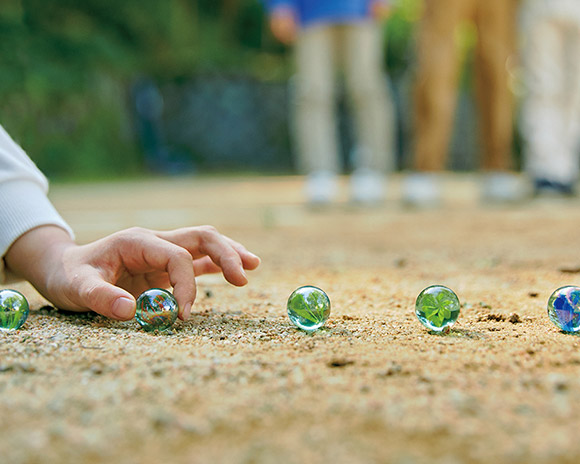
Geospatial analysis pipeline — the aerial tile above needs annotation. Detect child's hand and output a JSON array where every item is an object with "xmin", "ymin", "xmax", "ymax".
[
  {"xmin": 4, "ymin": 225, "xmax": 260, "ymax": 321},
  {"xmin": 269, "ymin": 7, "xmax": 297, "ymax": 45}
]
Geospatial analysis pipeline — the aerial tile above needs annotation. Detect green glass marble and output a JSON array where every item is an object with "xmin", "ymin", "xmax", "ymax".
[
  {"xmin": 415, "ymin": 285, "xmax": 460, "ymax": 333},
  {"xmin": 135, "ymin": 288, "xmax": 178, "ymax": 332},
  {"xmin": 287, "ymin": 286, "xmax": 331, "ymax": 331},
  {"xmin": 0, "ymin": 289, "xmax": 29, "ymax": 331}
]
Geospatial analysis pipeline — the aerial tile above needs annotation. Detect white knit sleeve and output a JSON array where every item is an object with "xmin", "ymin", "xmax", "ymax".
[{"xmin": 0, "ymin": 124, "xmax": 74, "ymax": 283}]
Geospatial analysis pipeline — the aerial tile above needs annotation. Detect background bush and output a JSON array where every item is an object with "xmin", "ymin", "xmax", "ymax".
[{"xmin": 0, "ymin": 0, "xmax": 422, "ymax": 180}]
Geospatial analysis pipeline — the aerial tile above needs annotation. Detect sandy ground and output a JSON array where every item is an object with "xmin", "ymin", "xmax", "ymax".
[{"xmin": 3, "ymin": 174, "xmax": 580, "ymax": 464}]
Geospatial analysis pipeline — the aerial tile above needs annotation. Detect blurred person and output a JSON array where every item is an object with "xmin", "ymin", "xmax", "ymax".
[
  {"xmin": 520, "ymin": 0, "xmax": 580, "ymax": 197},
  {"xmin": 404, "ymin": 0, "xmax": 520, "ymax": 206},
  {"xmin": 0, "ymin": 124, "xmax": 260, "ymax": 321},
  {"xmin": 266, "ymin": 0, "xmax": 396, "ymax": 205}
]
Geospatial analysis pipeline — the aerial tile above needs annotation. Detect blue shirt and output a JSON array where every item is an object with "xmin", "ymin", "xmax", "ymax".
[{"xmin": 267, "ymin": 0, "xmax": 379, "ymax": 27}]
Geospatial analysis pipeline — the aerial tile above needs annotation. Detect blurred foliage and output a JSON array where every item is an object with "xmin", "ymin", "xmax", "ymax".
[
  {"xmin": 385, "ymin": 0, "xmax": 421, "ymax": 78},
  {"xmin": 0, "ymin": 0, "xmax": 419, "ymax": 180}
]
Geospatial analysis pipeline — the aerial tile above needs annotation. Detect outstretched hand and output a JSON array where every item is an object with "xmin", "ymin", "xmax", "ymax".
[
  {"xmin": 4, "ymin": 225, "xmax": 260, "ymax": 321},
  {"xmin": 269, "ymin": 7, "xmax": 297, "ymax": 45},
  {"xmin": 371, "ymin": 0, "xmax": 392, "ymax": 20}
]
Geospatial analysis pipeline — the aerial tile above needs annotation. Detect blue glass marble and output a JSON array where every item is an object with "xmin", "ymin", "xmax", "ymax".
[
  {"xmin": 0, "ymin": 289, "xmax": 29, "ymax": 331},
  {"xmin": 547, "ymin": 286, "xmax": 580, "ymax": 333},
  {"xmin": 287, "ymin": 286, "xmax": 331, "ymax": 331},
  {"xmin": 415, "ymin": 285, "xmax": 460, "ymax": 333},
  {"xmin": 135, "ymin": 288, "xmax": 178, "ymax": 332}
]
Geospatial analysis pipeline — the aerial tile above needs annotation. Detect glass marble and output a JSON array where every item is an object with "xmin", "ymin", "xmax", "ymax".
[
  {"xmin": 415, "ymin": 285, "xmax": 460, "ymax": 333},
  {"xmin": 547, "ymin": 286, "xmax": 580, "ymax": 333},
  {"xmin": 287, "ymin": 286, "xmax": 331, "ymax": 331},
  {"xmin": 0, "ymin": 289, "xmax": 29, "ymax": 331},
  {"xmin": 135, "ymin": 288, "xmax": 178, "ymax": 332}
]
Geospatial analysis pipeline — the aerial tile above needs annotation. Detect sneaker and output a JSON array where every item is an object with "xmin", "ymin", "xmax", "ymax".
[
  {"xmin": 481, "ymin": 172, "xmax": 525, "ymax": 203},
  {"xmin": 402, "ymin": 172, "xmax": 442, "ymax": 207},
  {"xmin": 305, "ymin": 170, "xmax": 339, "ymax": 205},
  {"xmin": 534, "ymin": 178, "xmax": 576, "ymax": 198},
  {"xmin": 350, "ymin": 169, "xmax": 386, "ymax": 205}
]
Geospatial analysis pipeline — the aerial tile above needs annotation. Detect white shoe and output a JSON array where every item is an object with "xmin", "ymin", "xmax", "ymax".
[
  {"xmin": 402, "ymin": 172, "xmax": 442, "ymax": 207},
  {"xmin": 350, "ymin": 169, "xmax": 386, "ymax": 205},
  {"xmin": 481, "ymin": 172, "xmax": 525, "ymax": 203},
  {"xmin": 305, "ymin": 171, "xmax": 339, "ymax": 205}
]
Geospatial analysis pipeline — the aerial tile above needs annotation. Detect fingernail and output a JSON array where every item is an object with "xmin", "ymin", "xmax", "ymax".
[
  {"xmin": 183, "ymin": 302, "xmax": 192, "ymax": 320},
  {"xmin": 112, "ymin": 297, "xmax": 135, "ymax": 320}
]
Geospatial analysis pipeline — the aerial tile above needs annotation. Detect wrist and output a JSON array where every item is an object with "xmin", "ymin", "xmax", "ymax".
[{"xmin": 4, "ymin": 225, "xmax": 75, "ymax": 285}]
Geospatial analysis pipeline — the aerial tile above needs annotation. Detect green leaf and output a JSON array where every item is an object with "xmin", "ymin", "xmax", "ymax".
[
  {"xmin": 290, "ymin": 294, "xmax": 320, "ymax": 323},
  {"xmin": 431, "ymin": 312, "xmax": 444, "ymax": 327},
  {"xmin": 422, "ymin": 304, "xmax": 437, "ymax": 319}
]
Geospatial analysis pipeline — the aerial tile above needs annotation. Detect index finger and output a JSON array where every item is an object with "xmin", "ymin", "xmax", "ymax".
[
  {"xmin": 116, "ymin": 232, "xmax": 197, "ymax": 320},
  {"xmin": 156, "ymin": 226, "xmax": 260, "ymax": 286}
]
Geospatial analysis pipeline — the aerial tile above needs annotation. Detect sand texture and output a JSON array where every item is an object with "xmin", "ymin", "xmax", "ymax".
[{"xmin": 2, "ymin": 175, "xmax": 580, "ymax": 464}]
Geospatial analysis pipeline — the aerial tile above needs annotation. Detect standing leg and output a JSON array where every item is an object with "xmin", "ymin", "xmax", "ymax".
[
  {"xmin": 294, "ymin": 24, "xmax": 340, "ymax": 204},
  {"xmin": 413, "ymin": 0, "xmax": 468, "ymax": 171},
  {"xmin": 562, "ymin": 20, "xmax": 580, "ymax": 185},
  {"xmin": 474, "ymin": 0, "xmax": 524, "ymax": 201},
  {"xmin": 342, "ymin": 20, "xmax": 395, "ymax": 203},
  {"xmin": 342, "ymin": 21, "xmax": 395, "ymax": 174},
  {"xmin": 521, "ymin": 15, "xmax": 573, "ymax": 191},
  {"xmin": 474, "ymin": 0, "xmax": 517, "ymax": 172},
  {"xmin": 404, "ymin": 0, "xmax": 470, "ymax": 206},
  {"xmin": 294, "ymin": 24, "xmax": 339, "ymax": 175}
]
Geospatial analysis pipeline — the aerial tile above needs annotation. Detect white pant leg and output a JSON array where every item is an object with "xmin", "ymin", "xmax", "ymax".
[
  {"xmin": 563, "ymin": 22, "xmax": 580, "ymax": 165},
  {"xmin": 522, "ymin": 6, "xmax": 580, "ymax": 184},
  {"xmin": 341, "ymin": 21, "xmax": 395, "ymax": 173},
  {"xmin": 293, "ymin": 24, "xmax": 340, "ymax": 174}
]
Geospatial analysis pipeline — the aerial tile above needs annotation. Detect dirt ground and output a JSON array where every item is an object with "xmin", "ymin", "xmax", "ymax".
[{"xmin": 3, "ymin": 174, "xmax": 580, "ymax": 464}]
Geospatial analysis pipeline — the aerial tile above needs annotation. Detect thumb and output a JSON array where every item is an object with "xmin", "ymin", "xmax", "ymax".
[{"xmin": 76, "ymin": 276, "xmax": 136, "ymax": 320}]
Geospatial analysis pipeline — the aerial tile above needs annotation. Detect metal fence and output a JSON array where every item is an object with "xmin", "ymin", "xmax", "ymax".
[{"xmin": 132, "ymin": 73, "xmax": 484, "ymax": 174}]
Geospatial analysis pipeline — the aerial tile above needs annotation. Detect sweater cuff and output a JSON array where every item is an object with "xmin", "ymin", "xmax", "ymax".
[{"xmin": 0, "ymin": 180, "xmax": 74, "ymax": 283}]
